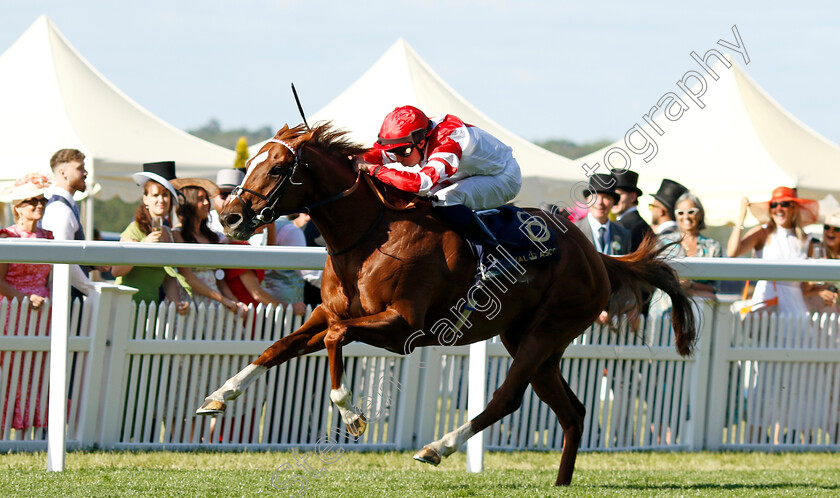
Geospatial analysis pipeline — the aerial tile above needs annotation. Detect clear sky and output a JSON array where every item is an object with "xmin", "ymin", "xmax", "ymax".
[{"xmin": 1, "ymin": 0, "xmax": 838, "ymax": 145}]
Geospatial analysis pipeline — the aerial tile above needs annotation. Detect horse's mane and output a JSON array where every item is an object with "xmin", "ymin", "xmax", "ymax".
[{"xmin": 278, "ymin": 122, "xmax": 370, "ymax": 164}]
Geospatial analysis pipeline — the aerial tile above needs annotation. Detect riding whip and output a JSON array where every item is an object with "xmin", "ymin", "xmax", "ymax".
[{"xmin": 291, "ymin": 82, "xmax": 311, "ymax": 131}]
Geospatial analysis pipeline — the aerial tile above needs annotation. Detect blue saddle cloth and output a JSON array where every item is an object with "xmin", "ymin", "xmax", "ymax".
[{"xmin": 471, "ymin": 206, "xmax": 560, "ymax": 274}]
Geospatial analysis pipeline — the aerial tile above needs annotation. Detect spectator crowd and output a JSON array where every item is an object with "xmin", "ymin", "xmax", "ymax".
[{"xmin": 2, "ymin": 145, "xmax": 839, "ymax": 436}]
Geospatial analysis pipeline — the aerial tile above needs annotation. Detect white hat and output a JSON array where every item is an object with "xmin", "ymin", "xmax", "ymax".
[
  {"xmin": 216, "ymin": 169, "xmax": 245, "ymax": 192},
  {"xmin": 0, "ymin": 172, "xmax": 54, "ymax": 203}
]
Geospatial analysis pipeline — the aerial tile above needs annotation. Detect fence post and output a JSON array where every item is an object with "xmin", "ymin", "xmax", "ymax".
[
  {"xmin": 98, "ymin": 285, "xmax": 139, "ymax": 449},
  {"xmin": 466, "ymin": 340, "xmax": 487, "ymax": 472},
  {"xmin": 394, "ymin": 350, "xmax": 425, "ymax": 450},
  {"xmin": 75, "ymin": 285, "xmax": 108, "ymax": 447},
  {"xmin": 414, "ymin": 346, "xmax": 444, "ymax": 447},
  {"xmin": 703, "ymin": 302, "xmax": 736, "ymax": 450},
  {"xmin": 47, "ymin": 264, "xmax": 70, "ymax": 471},
  {"xmin": 688, "ymin": 299, "xmax": 717, "ymax": 450}
]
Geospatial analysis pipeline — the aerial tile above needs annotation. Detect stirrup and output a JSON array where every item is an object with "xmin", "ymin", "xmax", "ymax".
[{"xmin": 477, "ymin": 249, "xmax": 519, "ymax": 281}]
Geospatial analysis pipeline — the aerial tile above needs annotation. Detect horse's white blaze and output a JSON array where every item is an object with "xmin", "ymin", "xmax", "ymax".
[
  {"xmin": 205, "ymin": 363, "xmax": 267, "ymax": 403},
  {"xmin": 243, "ymin": 151, "xmax": 268, "ymax": 184},
  {"xmin": 426, "ymin": 422, "xmax": 475, "ymax": 458}
]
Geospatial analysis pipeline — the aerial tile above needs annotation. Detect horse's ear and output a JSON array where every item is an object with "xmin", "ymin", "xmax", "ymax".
[{"xmin": 274, "ymin": 124, "xmax": 290, "ymax": 138}]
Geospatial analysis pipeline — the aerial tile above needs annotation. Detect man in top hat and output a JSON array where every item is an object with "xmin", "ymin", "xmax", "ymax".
[
  {"xmin": 649, "ymin": 178, "xmax": 688, "ymax": 235},
  {"xmin": 575, "ymin": 173, "xmax": 631, "ymax": 256},
  {"xmin": 207, "ymin": 168, "xmax": 245, "ymax": 237},
  {"xmin": 612, "ymin": 170, "xmax": 652, "ymax": 252}
]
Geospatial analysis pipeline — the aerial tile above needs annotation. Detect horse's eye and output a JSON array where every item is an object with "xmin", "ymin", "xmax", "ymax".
[{"xmin": 268, "ymin": 165, "xmax": 284, "ymax": 176}]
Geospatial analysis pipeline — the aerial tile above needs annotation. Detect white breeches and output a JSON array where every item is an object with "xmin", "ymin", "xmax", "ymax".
[{"xmin": 431, "ymin": 157, "xmax": 522, "ymax": 210}]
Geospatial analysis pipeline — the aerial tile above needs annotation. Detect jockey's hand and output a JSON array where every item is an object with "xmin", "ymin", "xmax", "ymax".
[{"xmin": 354, "ymin": 158, "xmax": 373, "ymax": 174}]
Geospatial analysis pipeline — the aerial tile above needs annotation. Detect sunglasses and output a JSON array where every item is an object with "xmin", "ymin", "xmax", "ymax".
[
  {"xmin": 675, "ymin": 208, "xmax": 700, "ymax": 216},
  {"xmin": 648, "ymin": 203, "xmax": 663, "ymax": 211},
  {"xmin": 218, "ymin": 192, "xmax": 231, "ymax": 200},
  {"xmin": 387, "ymin": 145, "xmax": 414, "ymax": 158},
  {"xmin": 770, "ymin": 201, "xmax": 792, "ymax": 209},
  {"xmin": 824, "ymin": 225, "xmax": 840, "ymax": 233},
  {"xmin": 20, "ymin": 197, "xmax": 48, "ymax": 207}
]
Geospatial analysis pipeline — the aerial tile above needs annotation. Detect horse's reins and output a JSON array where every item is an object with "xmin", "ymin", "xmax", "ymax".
[
  {"xmin": 362, "ymin": 175, "xmax": 421, "ymax": 211},
  {"xmin": 230, "ymin": 139, "xmax": 362, "ymax": 225},
  {"xmin": 231, "ymin": 137, "xmax": 425, "ymax": 256}
]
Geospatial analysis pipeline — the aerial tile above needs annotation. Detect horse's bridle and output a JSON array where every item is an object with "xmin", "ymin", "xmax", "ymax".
[{"xmin": 230, "ymin": 138, "xmax": 362, "ymax": 225}]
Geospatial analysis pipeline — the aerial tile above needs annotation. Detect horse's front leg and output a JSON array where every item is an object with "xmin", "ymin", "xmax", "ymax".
[
  {"xmin": 196, "ymin": 307, "xmax": 331, "ymax": 415},
  {"xmin": 325, "ymin": 308, "xmax": 415, "ymax": 438}
]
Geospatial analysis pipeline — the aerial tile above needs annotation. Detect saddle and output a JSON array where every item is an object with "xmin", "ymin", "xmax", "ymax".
[{"xmin": 434, "ymin": 205, "xmax": 560, "ymax": 282}]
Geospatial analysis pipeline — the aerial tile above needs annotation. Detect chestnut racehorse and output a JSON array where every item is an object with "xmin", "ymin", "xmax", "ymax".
[{"xmin": 197, "ymin": 123, "xmax": 696, "ymax": 486}]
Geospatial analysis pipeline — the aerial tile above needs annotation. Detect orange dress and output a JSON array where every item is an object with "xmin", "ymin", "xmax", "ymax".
[{"xmin": 1, "ymin": 225, "xmax": 52, "ymax": 431}]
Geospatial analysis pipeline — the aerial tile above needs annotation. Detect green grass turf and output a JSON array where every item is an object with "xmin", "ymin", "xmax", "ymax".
[{"xmin": 2, "ymin": 450, "xmax": 840, "ymax": 496}]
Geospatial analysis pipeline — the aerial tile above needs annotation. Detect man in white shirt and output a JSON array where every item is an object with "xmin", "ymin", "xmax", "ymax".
[
  {"xmin": 41, "ymin": 149, "xmax": 102, "ymax": 300},
  {"xmin": 574, "ymin": 173, "xmax": 631, "ymax": 256}
]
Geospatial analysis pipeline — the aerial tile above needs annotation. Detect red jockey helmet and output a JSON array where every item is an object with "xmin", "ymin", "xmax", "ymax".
[{"xmin": 373, "ymin": 106, "xmax": 432, "ymax": 150}]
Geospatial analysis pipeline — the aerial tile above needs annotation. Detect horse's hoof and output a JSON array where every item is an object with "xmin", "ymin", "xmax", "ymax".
[
  {"xmin": 413, "ymin": 446, "xmax": 441, "ymax": 466},
  {"xmin": 346, "ymin": 414, "xmax": 367, "ymax": 437},
  {"xmin": 196, "ymin": 399, "xmax": 226, "ymax": 416}
]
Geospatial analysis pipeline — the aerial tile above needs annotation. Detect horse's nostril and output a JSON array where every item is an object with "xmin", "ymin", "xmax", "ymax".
[{"xmin": 223, "ymin": 213, "xmax": 242, "ymax": 228}]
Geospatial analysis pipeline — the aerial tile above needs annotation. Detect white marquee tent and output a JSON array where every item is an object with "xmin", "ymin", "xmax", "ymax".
[
  {"xmin": 576, "ymin": 58, "xmax": 840, "ymax": 226},
  {"xmin": 260, "ymin": 39, "xmax": 581, "ymax": 209},
  {"xmin": 0, "ymin": 16, "xmax": 234, "ymax": 205}
]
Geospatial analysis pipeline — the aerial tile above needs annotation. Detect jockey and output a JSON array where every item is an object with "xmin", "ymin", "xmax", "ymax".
[{"xmin": 356, "ymin": 105, "xmax": 522, "ymax": 247}]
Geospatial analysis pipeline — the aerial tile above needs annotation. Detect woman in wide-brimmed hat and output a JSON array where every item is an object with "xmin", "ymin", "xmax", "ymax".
[
  {"xmin": 0, "ymin": 172, "xmax": 54, "ymax": 309},
  {"xmin": 170, "ymin": 177, "xmax": 247, "ymax": 315},
  {"xmin": 0, "ymin": 172, "xmax": 54, "ymax": 431},
  {"xmin": 727, "ymin": 186, "xmax": 818, "ymax": 316}
]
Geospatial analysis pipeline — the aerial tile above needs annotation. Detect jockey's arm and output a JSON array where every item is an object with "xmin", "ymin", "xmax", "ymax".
[{"xmin": 357, "ymin": 152, "xmax": 445, "ymax": 196}]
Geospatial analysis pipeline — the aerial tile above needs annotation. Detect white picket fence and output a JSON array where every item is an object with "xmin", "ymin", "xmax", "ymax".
[{"xmin": 4, "ymin": 282, "xmax": 840, "ymax": 453}]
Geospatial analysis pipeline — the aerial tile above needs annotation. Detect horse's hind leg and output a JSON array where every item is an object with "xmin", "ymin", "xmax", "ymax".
[
  {"xmin": 529, "ymin": 357, "xmax": 586, "ymax": 486},
  {"xmin": 414, "ymin": 335, "xmax": 552, "ymax": 465}
]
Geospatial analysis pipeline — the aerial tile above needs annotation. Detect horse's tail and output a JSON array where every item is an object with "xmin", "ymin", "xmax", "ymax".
[{"xmin": 599, "ymin": 234, "xmax": 696, "ymax": 357}]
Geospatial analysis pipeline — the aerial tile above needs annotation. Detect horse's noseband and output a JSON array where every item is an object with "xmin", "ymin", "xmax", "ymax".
[{"xmin": 230, "ymin": 138, "xmax": 305, "ymax": 225}]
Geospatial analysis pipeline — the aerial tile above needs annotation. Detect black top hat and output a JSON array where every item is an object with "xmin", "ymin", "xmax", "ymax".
[
  {"xmin": 131, "ymin": 161, "xmax": 179, "ymax": 203},
  {"xmin": 651, "ymin": 179, "xmax": 688, "ymax": 211},
  {"xmin": 585, "ymin": 173, "xmax": 620, "ymax": 203},
  {"xmin": 141, "ymin": 161, "xmax": 177, "ymax": 181},
  {"xmin": 612, "ymin": 170, "xmax": 642, "ymax": 197}
]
